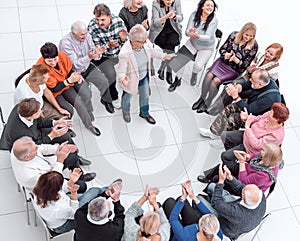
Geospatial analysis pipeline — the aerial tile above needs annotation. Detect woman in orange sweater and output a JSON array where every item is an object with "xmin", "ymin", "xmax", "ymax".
[{"xmin": 36, "ymin": 42, "xmax": 100, "ymax": 136}]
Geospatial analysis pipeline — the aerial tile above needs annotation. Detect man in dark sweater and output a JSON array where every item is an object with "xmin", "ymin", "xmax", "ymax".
[
  {"xmin": 74, "ymin": 180, "xmax": 125, "ymax": 241},
  {"xmin": 199, "ymin": 69, "xmax": 281, "ymax": 139},
  {"xmin": 197, "ymin": 164, "xmax": 266, "ymax": 240}
]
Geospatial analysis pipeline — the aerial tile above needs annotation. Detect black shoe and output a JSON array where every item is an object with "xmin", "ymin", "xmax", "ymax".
[
  {"xmin": 88, "ymin": 126, "xmax": 101, "ymax": 136},
  {"xmin": 158, "ymin": 62, "xmax": 166, "ymax": 80},
  {"xmin": 168, "ymin": 76, "xmax": 181, "ymax": 92},
  {"xmin": 190, "ymin": 73, "xmax": 198, "ymax": 86},
  {"xmin": 192, "ymin": 97, "xmax": 205, "ymax": 110},
  {"xmin": 139, "ymin": 114, "xmax": 156, "ymax": 125},
  {"xmin": 196, "ymin": 104, "xmax": 208, "ymax": 113},
  {"xmin": 88, "ymin": 111, "xmax": 95, "ymax": 122},
  {"xmin": 101, "ymin": 99, "xmax": 115, "ymax": 114},
  {"xmin": 166, "ymin": 70, "xmax": 173, "ymax": 85},
  {"xmin": 197, "ymin": 175, "xmax": 210, "ymax": 183},
  {"xmin": 82, "ymin": 172, "xmax": 96, "ymax": 182},
  {"xmin": 68, "ymin": 129, "xmax": 76, "ymax": 138},
  {"xmin": 78, "ymin": 156, "xmax": 91, "ymax": 166},
  {"xmin": 122, "ymin": 112, "xmax": 131, "ymax": 123}
]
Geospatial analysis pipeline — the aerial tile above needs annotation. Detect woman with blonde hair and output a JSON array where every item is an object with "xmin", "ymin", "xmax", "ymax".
[
  {"xmin": 137, "ymin": 212, "xmax": 161, "ymax": 241},
  {"xmin": 193, "ymin": 22, "xmax": 258, "ymax": 113},
  {"xmin": 198, "ymin": 214, "xmax": 221, "ymax": 241},
  {"xmin": 121, "ymin": 186, "xmax": 170, "ymax": 241}
]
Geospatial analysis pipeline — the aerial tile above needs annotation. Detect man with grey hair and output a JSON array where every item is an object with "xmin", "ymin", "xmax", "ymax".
[
  {"xmin": 74, "ymin": 180, "xmax": 125, "ymax": 241},
  {"xmin": 11, "ymin": 136, "xmax": 88, "ymax": 192},
  {"xmin": 59, "ymin": 20, "xmax": 114, "ymax": 113},
  {"xmin": 196, "ymin": 164, "xmax": 266, "ymax": 240}
]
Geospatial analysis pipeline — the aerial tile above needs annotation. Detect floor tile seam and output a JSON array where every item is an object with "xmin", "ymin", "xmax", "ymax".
[
  {"xmin": 0, "ymin": 167, "xmax": 12, "ymax": 171},
  {"xmin": 0, "ymin": 209, "xmax": 30, "ymax": 217},
  {"xmin": 277, "ymin": 180, "xmax": 298, "ymax": 209}
]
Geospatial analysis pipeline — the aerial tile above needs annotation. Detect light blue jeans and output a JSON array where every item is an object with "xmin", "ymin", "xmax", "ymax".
[
  {"xmin": 52, "ymin": 187, "xmax": 107, "ymax": 234},
  {"xmin": 121, "ymin": 75, "xmax": 150, "ymax": 117}
]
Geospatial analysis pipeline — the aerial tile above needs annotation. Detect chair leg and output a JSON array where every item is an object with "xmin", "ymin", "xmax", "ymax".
[
  {"xmin": 250, "ymin": 213, "xmax": 271, "ymax": 241},
  {"xmin": 22, "ymin": 186, "xmax": 31, "ymax": 226}
]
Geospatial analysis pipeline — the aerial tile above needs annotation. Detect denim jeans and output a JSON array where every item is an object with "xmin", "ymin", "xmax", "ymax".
[
  {"xmin": 52, "ymin": 187, "xmax": 107, "ymax": 234},
  {"xmin": 121, "ymin": 75, "xmax": 150, "ymax": 117}
]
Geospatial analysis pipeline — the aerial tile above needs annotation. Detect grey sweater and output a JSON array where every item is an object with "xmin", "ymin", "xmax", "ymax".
[
  {"xmin": 185, "ymin": 11, "xmax": 218, "ymax": 50},
  {"xmin": 211, "ymin": 178, "xmax": 266, "ymax": 239},
  {"xmin": 121, "ymin": 201, "xmax": 170, "ymax": 241}
]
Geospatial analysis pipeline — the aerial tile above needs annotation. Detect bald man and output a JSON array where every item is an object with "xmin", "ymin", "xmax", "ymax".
[{"xmin": 196, "ymin": 164, "xmax": 266, "ymax": 240}]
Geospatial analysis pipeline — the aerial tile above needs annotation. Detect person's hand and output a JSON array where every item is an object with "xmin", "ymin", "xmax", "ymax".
[
  {"xmin": 54, "ymin": 116, "xmax": 73, "ymax": 128},
  {"xmin": 68, "ymin": 72, "xmax": 84, "ymax": 84},
  {"xmin": 240, "ymin": 107, "xmax": 249, "ymax": 122},
  {"xmin": 69, "ymin": 168, "xmax": 82, "ymax": 184},
  {"xmin": 164, "ymin": 53, "xmax": 176, "ymax": 60},
  {"xmin": 225, "ymin": 83, "xmax": 239, "ymax": 98},
  {"xmin": 56, "ymin": 141, "xmax": 77, "ymax": 162},
  {"xmin": 229, "ymin": 52, "xmax": 237, "ymax": 62},
  {"xmin": 233, "ymin": 150, "xmax": 249, "ymax": 163},
  {"xmin": 167, "ymin": 10, "xmax": 176, "ymax": 19},
  {"xmin": 108, "ymin": 38, "xmax": 119, "ymax": 48},
  {"xmin": 141, "ymin": 19, "xmax": 148, "ymax": 29},
  {"xmin": 88, "ymin": 49, "xmax": 99, "ymax": 60},
  {"xmin": 119, "ymin": 29, "xmax": 128, "ymax": 42},
  {"xmin": 224, "ymin": 51, "xmax": 233, "ymax": 60},
  {"xmin": 247, "ymin": 64, "xmax": 257, "ymax": 74},
  {"xmin": 68, "ymin": 183, "xmax": 80, "ymax": 193},
  {"xmin": 58, "ymin": 108, "xmax": 71, "ymax": 118},
  {"xmin": 182, "ymin": 180, "xmax": 195, "ymax": 198},
  {"xmin": 180, "ymin": 183, "xmax": 188, "ymax": 202},
  {"xmin": 147, "ymin": 187, "xmax": 159, "ymax": 207},
  {"xmin": 188, "ymin": 28, "xmax": 199, "ymax": 38},
  {"xmin": 244, "ymin": 113, "xmax": 253, "ymax": 129},
  {"xmin": 121, "ymin": 76, "xmax": 129, "ymax": 86},
  {"xmin": 94, "ymin": 45, "xmax": 106, "ymax": 55},
  {"xmin": 223, "ymin": 165, "xmax": 233, "ymax": 181},
  {"xmin": 48, "ymin": 124, "xmax": 68, "ymax": 139},
  {"xmin": 107, "ymin": 182, "xmax": 122, "ymax": 202},
  {"xmin": 218, "ymin": 162, "xmax": 226, "ymax": 184}
]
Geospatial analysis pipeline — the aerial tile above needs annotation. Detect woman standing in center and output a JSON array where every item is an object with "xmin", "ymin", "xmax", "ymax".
[{"xmin": 149, "ymin": 0, "xmax": 183, "ymax": 86}]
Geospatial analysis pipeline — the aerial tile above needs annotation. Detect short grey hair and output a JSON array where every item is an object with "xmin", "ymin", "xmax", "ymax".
[
  {"xmin": 12, "ymin": 136, "xmax": 34, "ymax": 161},
  {"xmin": 88, "ymin": 197, "xmax": 110, "ymax": 221},
  {"xmin": 129, "ymin": 24, "xmax": 147, "ymax": 42},
  {"xmin": 123, "ymin": 0, "xmax": 133, "ymax": 8},
  {"xmin": 244, "ymin": 186, "xmax": 263, "ymax": 206},
  {"xmin": 255, "ymin": 68, "xmax": 270, "ymax": 85},
  {"xmin": 71, "ymin": 20, "xmax": 87, "ymax": 34}
]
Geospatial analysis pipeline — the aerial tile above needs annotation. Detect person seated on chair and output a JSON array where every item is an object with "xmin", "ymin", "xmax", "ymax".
[
  {"xmin": 206, "ymin": 43, "xmax": 284, "ymax": 116},
  {"xmin": 198, "ymin": 69, "xmax": 282, "ymax": 139},
  {"xmin": 59, "ymin": 20, "xmax": 115, "ymax": 114},
  {"xmin": 32, "ymin": 171, "xmax": 109, "ymax": 235},
  {"xmin": 36, "ymin": 42, "xmax": 100, "ymax": 136},
  {"xmin": 88, "ymin": 3, "xmax": 128, "ymax": 110},
  {"xmin": 74, "ymin": 179, "xmax": 124, "ymax": 241},
  {"xmin": 162, "ymin": 180, "xmax": 222, "ymax": 241},
  {"xmin": 118, "ymin": 24, "xmax": 175, "ymax": 124},
  {"xmin": 192, "ymin": 22, "xmax": 258, "ymax": 113},
  {"xmin": 198, "ymin": 142, "xmax": 283, "ymax": 195},
  {"xmin": 198, "ymin": 103, "xmax": 289, "ymax": 184},
  {"xmin": 14, "ymin": 64, "xmax": 71, "ymax": 120},
  {"xmin": 121, "ymin": 185, "xmax": 170, "ymax": 241},
  {"xmin": 11, "ymin": 136, "xmax": 90, "ymax": 192},
  {"xmin": 197, "ymin": 164, "xmax": 266, "ymax": 240},
  {"xmin": 149, "ymin": 0, "xmax": 183, "ymax": 88},
  {"xmin": 169, "ymin": 0, "xmax": 218, "ymax": 92},
  {"xmin": 0, "ymin": 98, "xmax": 94, "ymax": 168}
]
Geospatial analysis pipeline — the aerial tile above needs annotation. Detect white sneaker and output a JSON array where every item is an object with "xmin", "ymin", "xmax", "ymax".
[
  {"xmin": 209, "ymin": 139, "xmax": 224, "ymax": 149},
  {"xmin": 199, "ymin": 128, "xmax": 220, "ymax": 140},
  {"xmin": 112, "ymin": 98, "xmax": 121, "ymax": 109}
]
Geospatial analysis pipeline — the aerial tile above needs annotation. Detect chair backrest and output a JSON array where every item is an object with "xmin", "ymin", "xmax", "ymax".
[
  {"xmin": 15, "ymin": 68, "xmax": 31, "ymax": 88},
  {"xmin": 212, "ymin": 28, "xmax": 223, "ymax": 61}
]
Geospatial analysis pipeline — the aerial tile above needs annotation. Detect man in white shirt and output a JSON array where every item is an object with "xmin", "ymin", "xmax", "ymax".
[{"xmin": 11, "ymin": 136, "xmax": 88, "ymax": 192}]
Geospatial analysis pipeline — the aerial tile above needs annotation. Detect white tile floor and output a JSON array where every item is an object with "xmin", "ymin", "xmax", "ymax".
[{"xmin": 0, "ymin": 0, "xmax": 299, "ymax": 240}]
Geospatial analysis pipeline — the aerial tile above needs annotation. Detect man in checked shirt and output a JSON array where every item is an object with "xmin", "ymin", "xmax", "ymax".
[{"xmin": 88, "ymin": 3, "xmax": 128, "ymax": 109}]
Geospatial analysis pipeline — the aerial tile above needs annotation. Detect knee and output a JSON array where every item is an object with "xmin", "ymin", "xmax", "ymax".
[{"xmin": 162, "ymin": 197, "xmax": 176, "ymax": 210}]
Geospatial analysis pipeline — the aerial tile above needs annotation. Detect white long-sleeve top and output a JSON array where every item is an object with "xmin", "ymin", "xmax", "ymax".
[{"xmin": 33, "ymin": 190, "xmax": 79, "ymax": 229}]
